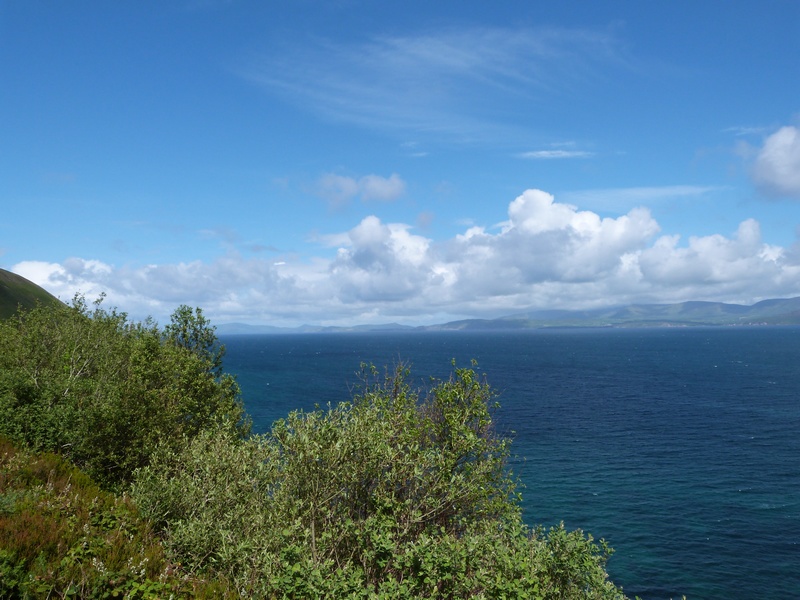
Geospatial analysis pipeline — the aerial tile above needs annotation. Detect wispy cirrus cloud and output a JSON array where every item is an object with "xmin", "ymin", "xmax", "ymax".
[
  {"xmin": 723, "ymin": 125, "xmax": 770, "ymax": 137},
  {"xmin": 518, "ymin": 149, "xmax": 594, "ymax": 159},
  {"xmin": 561, "ymin": 185, "xmax": 725, "ymax": 212},
  {"xmin": 239, "ymin": 26, "xmax": 627, "ymax": 143}
]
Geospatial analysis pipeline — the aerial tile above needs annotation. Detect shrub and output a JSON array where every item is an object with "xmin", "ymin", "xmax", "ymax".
[
  {"xmin": 0, "ymin": 296, "xmax": 248, "ymax": 489},
  {"xmin": 133, "ymin": 363, "xmax": 627, "ymax": 599}
]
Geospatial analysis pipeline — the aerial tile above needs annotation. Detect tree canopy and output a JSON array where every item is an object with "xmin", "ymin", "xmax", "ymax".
[{"xmin": 0, "ymin": 295, "xmax": 248, "ymax": 489}]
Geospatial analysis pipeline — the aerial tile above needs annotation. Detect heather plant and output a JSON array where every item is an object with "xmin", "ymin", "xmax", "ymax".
[{"xmin": 0, "ymin": 436, "xmax": 235, "ymax": 599}]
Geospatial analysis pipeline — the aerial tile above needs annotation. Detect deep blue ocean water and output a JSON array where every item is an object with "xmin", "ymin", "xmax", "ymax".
[{"xmin": 220, "ymin": 327, "xmax": 800, "ymax": 599}]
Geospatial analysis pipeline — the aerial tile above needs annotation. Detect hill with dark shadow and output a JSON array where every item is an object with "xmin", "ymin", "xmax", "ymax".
[{"xmin": 0, "ymin": 268, "xmax": 63, "ymax": 319}]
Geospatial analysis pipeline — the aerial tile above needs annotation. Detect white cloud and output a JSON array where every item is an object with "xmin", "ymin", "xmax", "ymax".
[
  {"xmin": 561, "ymin": 185, "xmax": 723, "ymax": 212},
  {"xmin": 518, "ymin": 150, "xmax": 594, "ymax": 159},
  {"xmin": 330, "ymin": 216, "xmax": 431, "ymax": 302},
  {"xmin": 723, "ymin": 125, "xmax": 769, "ymax": 137},
  {"xmin": 317, "ymin": 173, "xmax": 406, "ymax": 208},
  {"xmin": 454, "ymin": 190, "xmax": 660, "ymax": 288},
  {"xmin": 14, "ymin": 189, "xmax": 800, "ymax": 326},
  {"xmin": 751, "ymin": 126, "xmax": 800, "ymax": 198},
  {"xmin": 639, "ymin": 220, "xmax": 771, "ymax": 285},
  {"xmin": 358, "ymin": 174, "xmax": 406, "ymax": 202},
  {"xmin": 14, "ymin": 259, "xmax": 113, "ymax": 302},
  {"xmin": 505, "ymin": 189, "xmax": 579, "ymax": 234},
  {"xmin": 316, "ymin": 174, "xmax": 360, "ymax": 208}
]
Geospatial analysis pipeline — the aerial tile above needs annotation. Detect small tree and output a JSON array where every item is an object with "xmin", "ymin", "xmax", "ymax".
[
  {"xmin": 163, "ymin": 304, "xmax": 225, "ymax": 375},
  {"xmin": 0, "ymin": 296, "xmax": 248, "ymax": 489}
]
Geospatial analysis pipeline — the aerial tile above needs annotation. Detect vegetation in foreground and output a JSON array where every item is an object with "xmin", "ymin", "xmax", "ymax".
[
  {"xmin": 0, "ymin": 436, "xmax": 232, "ymax": 598},
  {"xmin": 0, "ymin": 297, "xmax": 627, "ymax": 598}
]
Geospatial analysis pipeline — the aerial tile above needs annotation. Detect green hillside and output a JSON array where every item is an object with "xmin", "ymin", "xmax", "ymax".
[{"xmin": 0, "ymin": 268, "xmax": 63, "ymax": 319}]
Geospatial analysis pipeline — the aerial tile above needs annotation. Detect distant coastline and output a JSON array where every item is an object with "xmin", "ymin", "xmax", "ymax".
[{"xmin": 216, "ymin": 297, "xmax": 800, "ymax": 335}]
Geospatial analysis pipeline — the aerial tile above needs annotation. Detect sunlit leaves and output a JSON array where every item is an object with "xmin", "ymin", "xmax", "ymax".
[{"xmin": 132, "ymin": 363, "xmax": 626, "ymax": 598}]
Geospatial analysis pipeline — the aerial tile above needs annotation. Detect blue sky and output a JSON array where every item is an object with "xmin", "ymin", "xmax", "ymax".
[{"xmin": 3, "ymin": 1, "xmax": 800, "ymax": 326}]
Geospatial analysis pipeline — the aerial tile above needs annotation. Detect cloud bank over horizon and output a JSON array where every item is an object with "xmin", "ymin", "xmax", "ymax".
[{"xmin": 13, "ymin": 188, "xmax": 800, "ymax": 327}]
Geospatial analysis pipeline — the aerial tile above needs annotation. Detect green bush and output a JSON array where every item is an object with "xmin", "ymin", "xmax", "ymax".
[
  {"xmin": 133, "ymin": 364, "xmax": 627, "ymax": 599},
  {"xmin": 0, "ymin": 295, "xmax": 248, "ymax": 489}
]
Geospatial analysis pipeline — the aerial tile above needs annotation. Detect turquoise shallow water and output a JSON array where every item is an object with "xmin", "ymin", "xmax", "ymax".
[{"xmin": 221, "ymin": 327, "xmax": 800, "ymax": 599}]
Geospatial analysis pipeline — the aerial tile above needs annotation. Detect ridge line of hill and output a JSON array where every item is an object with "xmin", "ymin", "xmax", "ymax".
[{"xmin": 0, "ymin": 268, "xmax": 63, "ymax": 319}]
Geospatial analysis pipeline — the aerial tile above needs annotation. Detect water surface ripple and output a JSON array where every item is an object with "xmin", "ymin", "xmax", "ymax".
[{"xmin": 222, "ymin": 327, "xmax": 800, "ymax": 599}]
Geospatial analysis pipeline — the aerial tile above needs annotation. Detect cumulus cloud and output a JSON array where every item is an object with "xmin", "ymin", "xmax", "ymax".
[
  {"xmin": 14, "ymin": 189, "xmax": 800, "ymax": 326},
  {"xmin": 330, "ymin": 216, "xmax": 431, "ymax": 302},
  {"xmin": 639, "ymin": 220, "xmax": 776, "ymax": 285},
  {"xmin": 444, "ymin": 190, "xmax": 660, "ymax": 296},
  {"xmin": 317, "ymin": 173, "xmax": 406, "ymax": 208},
  {"xmin": 751, "ymin": 126, "xmax": 800, "ymax": 198}
]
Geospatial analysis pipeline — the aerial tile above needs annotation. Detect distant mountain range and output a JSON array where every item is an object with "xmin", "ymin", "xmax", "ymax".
[
  {"xmin": 215, "ymin": 322, "xmax": 418, "ymax": 335},
  {"xmin": 3, "ymin": 268, "xmax": 799, "ymax": 332},
  {"xmin": 217, "ymin": 297, "xmax": 800, "ymax": 335}
]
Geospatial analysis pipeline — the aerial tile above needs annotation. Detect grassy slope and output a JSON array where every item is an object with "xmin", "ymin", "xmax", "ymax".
[{"xmin": 0, "ymin": 269, "xmax": 63, "ymax": 319}]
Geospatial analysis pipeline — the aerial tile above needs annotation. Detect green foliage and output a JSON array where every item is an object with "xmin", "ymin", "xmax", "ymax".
[
  {"xmin": 0, "ymin": 435, "xmax": 236, "ymax": 599},
  {"xmin": 133, "ymin": 363, "xmax": 627, "ymax": 599},
  {"xmin": 0, "ymin": 295, "xmax": 248, "ymax": 489},
  {"xmin": 163, "ymin": 304, "xmax": 226, "ymax": 376}
]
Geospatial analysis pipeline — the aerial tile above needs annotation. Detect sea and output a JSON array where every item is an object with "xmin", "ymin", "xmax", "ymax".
[{"xmin": 220, "ymin": 327, "xmax": 800, "ymax": 599}]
